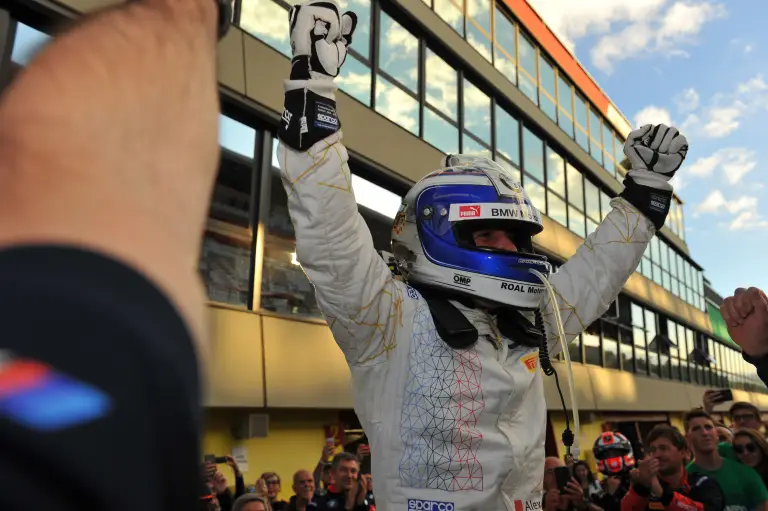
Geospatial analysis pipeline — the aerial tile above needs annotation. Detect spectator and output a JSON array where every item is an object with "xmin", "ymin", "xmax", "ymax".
[
  {"xmin": 314, "ymin": 443, "xmax": 336, "ymax": 497},
  {"xmin": 314, "ymin": 452, "xmax": 371, "ymax": 511},
  {"xmin": 685, "ymin": 409, "xmax": 768, "ymax": 511},
  {"xmin": 715, "ymin": 423, "xmax": 733, "ymax": 444},
  {"xmin": 361, "ymin": 473, "xmax": 375, "ymax": 507},
  {"xmin": 592, "ymin": 432, "xmax": 635, "ymax": 511},
  {"xmin": 573, "ymin": 461, "xmax": 603, "ymax": 501},
  {"xmin": 261, "ymin": 472, "xmax": 289, "ymax": 510},
  {"xmin": 720, "ymin": 287, "xmax": 768, "ymax": 386},
  {"xmin": 621, "ymin": 425, "xmax": 723, "ymax": 511},
  {"xmin": 233, "ymin": 494, "xmax": 273, "ymax": 511},
  {"xmin": 285, "ymin": 470, "xmax": 315, "ymax": 511},
  {"xmin": 209, "ymin": 466, "xmax": 235, "ymax": 511},
  {"xmin": 543, "ymin": 457, "xmax": 588, "ymax": 511},
  {"xmin": 733, "ymin": 429, "xmax": 768, "ymax": 489},
  {"xmin": 729, "ymin": 402, "xmax": 765, "ymax": 433}
]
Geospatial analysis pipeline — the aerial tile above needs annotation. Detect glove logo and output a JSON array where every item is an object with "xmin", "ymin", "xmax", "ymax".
[{"xmin": 282, "ymin": 109, "xmax": 293, "ymax": 130}]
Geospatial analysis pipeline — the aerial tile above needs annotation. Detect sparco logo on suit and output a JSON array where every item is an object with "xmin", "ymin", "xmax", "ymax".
[{"xmin": 408, "ymin": 499, "xmax": 455, "ymax": 511}]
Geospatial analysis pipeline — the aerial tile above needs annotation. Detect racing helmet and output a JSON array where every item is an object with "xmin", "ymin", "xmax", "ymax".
[
  {"xmin": 391, "ymin": 154, "xmax": 551, "ymax": 310},
  {"xmin": 593, "ymin": 431, "xmax": 635, "ymax": 476}
]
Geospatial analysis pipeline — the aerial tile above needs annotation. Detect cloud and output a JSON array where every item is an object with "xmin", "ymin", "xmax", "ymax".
[
  {"xmin": 694, "ymin": 190, "xmax": 768, "ymax": 230},
  {"xmin": 674, "ymin": 88, "xmax": 700, "ymax": 112},
  {"xmin": 702, "ymin": 103, "xmax": 745, "ymax": 137},
  {"xmin": 685, "ymin": 148, "xmax": 756, "ymax": 184},
  {"xmin": 634, "ymin": 105, "xmax": 673, "ymax": 128},
  {"xmin": 730, "ymin": 211, "xmax": 768, "ymax": 230}
]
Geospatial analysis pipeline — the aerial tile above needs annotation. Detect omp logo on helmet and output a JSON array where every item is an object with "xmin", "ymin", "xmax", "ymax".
[
  {"xmin": 408, "ymin": 499, "xmax": 454, "ymax": 511},
  {"xmin": 514, "ymin": 499, "xmax": 543, "ymax": 511},
  {"xmin": 521, "ymin": 353, "xmax": 538, "ymax": 373},
  {"xmin": 458, "ymin": 205, "xmax": 481, "ymax": 218}
]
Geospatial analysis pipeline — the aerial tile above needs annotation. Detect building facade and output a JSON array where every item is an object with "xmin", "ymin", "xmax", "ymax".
[{"xmin": 1, "ymin": 0, "xmax": 765, "ymax": 492}]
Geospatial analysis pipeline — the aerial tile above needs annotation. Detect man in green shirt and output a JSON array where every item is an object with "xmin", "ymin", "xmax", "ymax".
[{"xmin": 685, "ymin": 409, "xmax": 768, "ymax": 511}]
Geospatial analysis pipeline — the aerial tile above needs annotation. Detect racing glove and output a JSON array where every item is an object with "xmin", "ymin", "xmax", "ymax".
[
  {"xmin": 279, "ymin": 0, "xmax": 357, "ymax": 151},
  {"xmin": 619, "ymin": 124, "xmax": 688, "ymax": 230}
]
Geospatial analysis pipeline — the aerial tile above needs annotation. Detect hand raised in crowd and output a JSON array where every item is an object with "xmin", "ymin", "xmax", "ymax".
[
  {"xmin": 702, "ymin": 389, "xmax": 719, "ymax": 413},
  {"xmin": 721, "ymin": 287, "xmax": 768, "ymax": 357},
  {"xmin": 211, "ymin": 470, "xmax": 229, "ymax": 494},
  {"xmin": 544, "ymin": 489, "xmax": 561, "ymax": 511},
  {"xmin": 630, "ymin": 457, "xmax": 659, "ymax": 488},
  {"xmin": 563, "ymin": 478, "xmax": 587, "ymax": 510},
  {"xmin": 321, "ymin": 442, "xmax": 335, "ymax": 462},
  {"xmin": 356, "ymin": 444, "xmax": 371, "ymax": 459},
  {"xmin": 225, "ymin": 455, "xmax": 241, "ymax": 476},
  {"xmin": 255, "ymin": 477, "xmax": 268, "ymax": 497},
  {"xmin": 355, "ymin": 475, "xmax": 369, "ymax": 505}
]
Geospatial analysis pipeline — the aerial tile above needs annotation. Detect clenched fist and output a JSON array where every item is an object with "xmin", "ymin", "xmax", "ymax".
[{"xmin": 624, "ymin": 124, "xmax": 688, "ymax": 182}]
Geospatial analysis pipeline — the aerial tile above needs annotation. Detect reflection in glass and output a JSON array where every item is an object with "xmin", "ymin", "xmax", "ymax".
[
  {"xmin": 620, "ymin": 330, "xmax": 633, "ymax": 372},
  {"xmin": 496, "ymin": 107, "xmax": 520, "ymax": 165},
  {"xmin": 525, "ymin": 179, "xmax": 546, "ymax": 213},
  {"xmin": 337, "ymin": 54, "xmax": 372, "ymax": 106},
  {"xmin": 240, "ymin": 0, "xmax": 291, "ymax": 57},
  {"xmin": 589, "ymin": 110, "xmax": 603, "ymax": 164},
  {"xmin": 375, "ymin": 75, "xmax": 419, "ymax": 134},
  {"xmin": 523, "ymin": 127, "xmax": 544, "ymax": 183},
  {"xmin": 584, "ymin": 324, "xmax": 601, "ymax": 366},
  {"xmin": 463, "ymin": 79, "xmax": 491, "ymax": 144},
  {"xmin": 338, "ymin": 0, "xmax": 372, "ymax": 58},
  {"xmin": 467, "ymin": 22, "xmax": 492, "ymax": 61},
  {"xmin": 557, "ymin": 76, "xmax": 574, "ymax": 137},
  {"xmin": 614, "ymin": 133, "xmax": 625, "ymax": 165},
  {"xmin": 494, "ymin": 8, "xmax": 517, "ymax": 84},
  {"xmin": 424, "ymin": 108, "xmax": 459, "ymax": 154},
  {"xmin": 568, "ymin": 207, "xmax": 585, "ymax": 238},
  {"xmin": 574, "ymin": 94, "xmax": 590, "ymax": 152},
  {"xmin": 494, "ymin": 50, "xmax": 517, "ymax": 85},
  {"xmin": 201, "ymin": 116, "xmax": 256, "ymax": 308},
  {"xmin": 567, "ymin": 164, "xmax": 583, "ymax": 211},
  {"xmin": 603, "ymin": 322, "xmax": 620, "ymax": 369},
  {"xmin": 379, "ymin": 12, "xmax": 419, "ymax": 92},
  {"xmin": 518, "ymin": 33, "xmax": 538, "ymax": 103},
  {"xmin": 11, "ymin": 23, "xmax": 51, "ymax": 65},
  {"xmin": 569, "ymin": 335, "xmax": 582, "ymax": 364},
  {"xmin": 601, "ymin": 192, "xmax": 612, "ymax": 220},
  {"xmin": 462, "ymin": 133, "xmax": 492, "ymax": 158},
  {"xmin": 546, "ymin": 148, "xmax": 565, "ymax": 196},
  {"xmin": 602, "ymin": 124, "xmax": 614, "ymax": 171},
  {"xmin": 633, "ymin": 327, "xmax": 648, "ymax": 374},
  {"xmin": 547, "ymin": 192, "xmax": 567, "ymax": 227},
  {"xmin": 539, "ymin": 56, "xmax": 557, "ymax": 121},
  {"xmin": 434, "ymin": 0, "xmax": 464, "ymax": 35},
  {"xmin": 584, "ymin": 180, "xmax": 600, "ymax": 221},
  {"xmin": 587, "ymin": 218, "xmax": 598, "ymax": 236},
  {"xmin": 426, "ymin": 51, "xmax": 458, "ymax": 118}
]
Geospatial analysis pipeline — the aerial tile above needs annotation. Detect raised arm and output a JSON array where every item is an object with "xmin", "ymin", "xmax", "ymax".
[
  {"xmin": 543, "ymin": 124, "xmax": 688, "ymax": 350},
  {"xmin": 277, "ymin": 0, "xmax": 399, "ymax": 366}
]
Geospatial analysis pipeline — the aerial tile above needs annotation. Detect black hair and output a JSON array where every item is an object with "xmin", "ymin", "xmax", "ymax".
[{"xmin": 646, "ymin": 425, "xmax": 686, "ymax": 450}]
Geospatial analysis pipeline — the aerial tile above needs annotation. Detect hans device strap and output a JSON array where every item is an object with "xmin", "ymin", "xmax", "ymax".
[{"xmin": 422, "ymin": 297, "xmax": 479, "ymax": 350}]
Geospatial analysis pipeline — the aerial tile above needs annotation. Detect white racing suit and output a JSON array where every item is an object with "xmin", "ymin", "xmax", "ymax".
[{"xmin": 277, "ymin": 132, "xmax": 654, "ymax": 511}]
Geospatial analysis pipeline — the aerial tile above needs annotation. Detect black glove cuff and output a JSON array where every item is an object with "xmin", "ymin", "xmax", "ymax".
[
  {"xmin": 632, "ymin": 484, "xmax": 651, "ymax": 498},
  {"xmin": 619, "ymin": 176, "xmax": 672, "ymax": 230},
  {"xmin": 279, "ymin": 87, "xmax": 340, "ymax": 151}
]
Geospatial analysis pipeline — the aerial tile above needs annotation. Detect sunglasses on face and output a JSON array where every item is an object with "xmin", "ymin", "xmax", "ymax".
[
  {"xmin": 733, "ymin": 414, "xmax": 758, "ymax": 422},
  {"xmin": 734, "ymin": 443, "xmax": 758, "ymax": 454},
  {"xmin": 266, "ymin": 480, "xmax": 280, "ymax": 485}
]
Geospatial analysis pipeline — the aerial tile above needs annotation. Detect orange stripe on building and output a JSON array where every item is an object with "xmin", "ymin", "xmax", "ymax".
[{"xmin": 502, "ymin": 0, "xmax": 611, "ymax": 116}]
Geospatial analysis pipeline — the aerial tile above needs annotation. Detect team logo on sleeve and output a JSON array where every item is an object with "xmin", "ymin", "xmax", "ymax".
[{"xmin": 521, "ymin": 353, "xmax": 539, "ymax": 373}]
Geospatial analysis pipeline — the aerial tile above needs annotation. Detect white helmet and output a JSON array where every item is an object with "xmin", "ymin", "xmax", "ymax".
[{"xmin": 391, "ymin": 155, "xmax": 552, "ymax": 310}]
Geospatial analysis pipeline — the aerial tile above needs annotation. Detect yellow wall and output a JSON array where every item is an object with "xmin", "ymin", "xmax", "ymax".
[{"xmin": 203, "ymin": 409, "xmax": 339, "ymax": 501}]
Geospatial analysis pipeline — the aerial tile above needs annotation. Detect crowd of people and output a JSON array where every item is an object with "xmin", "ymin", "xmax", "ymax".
[{"xmin": 200, "ymin": 444, "xmax": 375, "ymax": 511}]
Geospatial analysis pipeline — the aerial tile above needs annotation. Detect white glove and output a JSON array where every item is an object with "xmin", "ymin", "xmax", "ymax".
[
  {"xmin": 288, "ymin": 0, "xmax": 357, "ymax": 80},
  {"xmin": 623, "ymin": 124, "xmax": 688, "ymax": 190}
]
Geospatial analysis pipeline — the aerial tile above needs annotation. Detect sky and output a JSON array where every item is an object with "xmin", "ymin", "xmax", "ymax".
[{"xmin": 526, "ymin": 0, "xmax": 768, "ymax": 299}]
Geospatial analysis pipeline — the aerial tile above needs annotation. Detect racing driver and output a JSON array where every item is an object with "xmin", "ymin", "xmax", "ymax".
[{"xmin": 276, "ymin": 2, "xmax": 689, "ymax": 509}]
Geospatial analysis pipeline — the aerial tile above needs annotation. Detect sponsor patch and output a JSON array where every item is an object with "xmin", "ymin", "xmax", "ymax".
[
  {"xmin": 408, "ymin": 499, "xmax": 454, "ymax": 511},
  {"xmin": 458, "ymin": 205, "xmax": 481, "ymax": 218},
  {"xmin": 453, "ymin": 274, "xmax": 472, "ymax": 286},
  {"xmin": 406, "ymin": 286, "xmax": 418, "ymax": 300},
  {"xmin": 521, "ymin": 352, "xmax": 538, "ymax": 373},
  {"xmin": 314, "ymin": 101, "xmax": 339, "ymax": 130},
  {"xmin": 514, "ymin": 499, "xmax": 543, "ymax": 511},
  {"xmin": 648, "ymin": 192, "xmax": 668, "ymax": 213}
]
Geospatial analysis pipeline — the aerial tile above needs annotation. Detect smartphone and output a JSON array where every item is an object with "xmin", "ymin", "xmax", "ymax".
[
  {"xmin": 359, "ymin": 444, "xmax": 371, "ymax": 456},
  {"xmin": 712, "ymin": 389, "xmax": 734, "ymax": 404},
  {"xmin": 204, "ymin": 454, "xmax": 228, "ymax": 464},
  {"xmin": 554, "ymin": 466, "xmax": 571, "ymax": 493}
]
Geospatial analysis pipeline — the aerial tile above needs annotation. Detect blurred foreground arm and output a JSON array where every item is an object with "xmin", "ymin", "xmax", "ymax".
[
  {"xmin": 721, "ymin": 287, "xmax": 768, "ymax": 386},
  {"xmin": 0, "ymin": 1, "xmax": 223, "ymax": 510}
]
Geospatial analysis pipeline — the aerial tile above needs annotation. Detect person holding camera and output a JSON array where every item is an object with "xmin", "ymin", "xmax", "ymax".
[
  {"xmin": 543, "ymin": 457, "xmax": 589, "ymax": 511},
  {"xmin": 621, "ymin": 425, "xmax": 723, "ymax": 511}
]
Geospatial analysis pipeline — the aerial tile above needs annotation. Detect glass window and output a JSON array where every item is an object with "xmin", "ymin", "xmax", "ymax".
[
  {"xmin": 434, "ymin": 0, "xmax": 464, "ymax": 35},
  {"xmin": 614, "ymin": 133, "xmax": 625, "ymax": 173},
  {"xmin": 338, "ymin": 54, "xmax": 372, "ymax": 106},
  {"xmin": 645, "ymin": 309, "xmax": 659, "ymax": 377},
  {"xmin": 462, "ymin": 133, "xmax": 492, "ymax": 158},
  {"xmin": 546, "ymin": 148, "xmax": 566, "ymax": 197},
  {"xmin": 651, "ymin": 236, "xmax": 661, "ymax": 265},
  {"xmin": 587, "ymin": 218, "xmax": 598, "ymax": 236},
  {"xmin": 425, "ymin": 50, "xmax": 457, "ymax": 119},
  {"xmin": 539, "ymin": 55, "xmax": 557, "ymax": 121},
  {"xmin": 202, "ymin": 116, "xmax": 257, "ymax": 308},
  {"xmin": 668, "ymin": 320, "xmax": 680, "ymax": 380},
  {"xmin": 525, "ymin": 179, "xmax": 546, "ymax": 213},
  {"xmin": 379, "ymin": 13, "xmax": 418, "ymax": 92},
  {"xmin": 424, "ymin": 108, "xmax": 459, "ymax": 154},
  {"xmin": 494, "ymin": 8, "xmax": 517, "ymax": 85},
  {"xmin": 567, "ymin": 164, "xmax": 584, "ymax": 211},
  {"xmin": 547, "ymin": 192, "xmax": 567, "ymax": 227},
  {"xmin": 584, "ymin": 180, "xmax": 600, "ymax": 221},
  {"xmin": 467, "ymin": 0, "xmax": 492, "ymax": 61},
  {"xmin": 463, "ymin": 79, "xmax": 491, "ymax": 144},
  {"xmin": 660, "ymin": 241, "xmax": 669, "ymax": 272},
  {"xmin": 11, "ymin": 23, "xmax": 51, "ymax": 65},
  {"xmin": 633, "ymin": 325, "xmax": 648, "ymax": 375},
  {"xmin": 518, "ymin": 32, "xmax": 538, "ymax": 103},
  {"xmin": 523, "ymin": 127, "xmax": 545, "ymax": 183},
  {"xmin": 240, "ymin": 0, "xmax": 291, "ymax": 57},
  {"xmin": 677, "ymin": 323, "xmax": 690, "ymax": 381},
  {"xmin": 584, "ymin": 324, "xmax": 602, "ymax": 366},
  {"xmin": 574, "ymin": 94, "xmax": 589, "ymax": 152},
  {"xmin": 569, "ymin": 335, "xmax": 583, "ymax": 364},
  {"xmin": 603, "ymin": 322, "xmax": 621, "ymax": 370},
  {"xmin": 602, "ymin": 124, "xmax": 615, "ymax": 171},
  {"xmin": 569, "ymin": 207, "xmax": 585, "ymax": 238},
  {"xmin": 496, "ymin": 107, "xmax": 520, "ymax": 166},
  {"xmin": 588, "ymin": 109, "xmax": 603, "ymax": 164},
  {"xmin": 557, "ymin": 75, "xmax": 574, "ymax": 137},
  {"xmin": 601, "ymin": 192, "xmax": 612, "ymax": 220},
  {"xmin": 375, "ymin": 75, "xmax": 419, "ymax": 134},
  {"xmin": 338, "ymin": 0, "xmax": 372, "ymax": 59}
]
